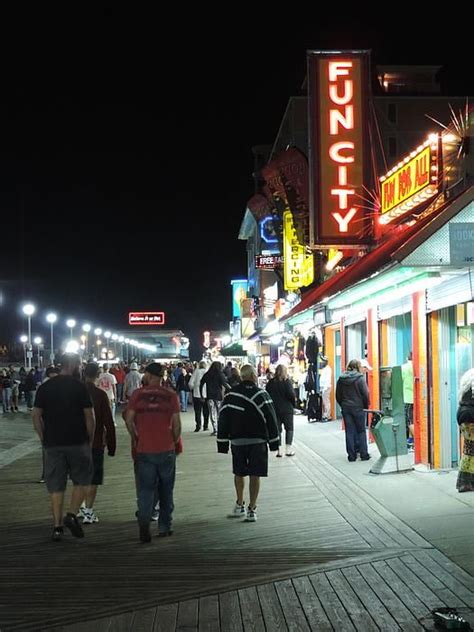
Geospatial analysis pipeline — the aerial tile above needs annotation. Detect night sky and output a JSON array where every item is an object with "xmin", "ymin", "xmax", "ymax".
[{"xmin": 0, "ymin": 12, "xmax": 469, "ymax": 356}]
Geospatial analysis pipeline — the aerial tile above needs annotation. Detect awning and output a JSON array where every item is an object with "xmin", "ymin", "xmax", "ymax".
[
  {"xmin": 283, "ymin": 189, "xmax": 468, "ymax": 322},
  {"xmin": 220, "ymin": 343, "xmax": 247, "ymax": 357}
]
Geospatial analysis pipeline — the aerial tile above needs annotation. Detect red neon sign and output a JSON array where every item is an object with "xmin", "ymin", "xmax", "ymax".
[
  {"xmin": 308, "ymin": 51, "xmax": 371, "ymax": 247},
  {"xmin": 128, "ymin": 312, "xmax": 165, "ymax": 326}
]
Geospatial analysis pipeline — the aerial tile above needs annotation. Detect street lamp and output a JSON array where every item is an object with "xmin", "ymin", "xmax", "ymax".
[
  {"xmin": 20, "ymin": 335, "xmax": 28, "ymax": 367},
  {"xmin": 22, "ymin": 303, "xmax": 35, "ymax": 369},
  {"xmin": 82, "ymin": 324, "xmax": 91, "ymax": 356},
  {"xmin": 34, "ymin": 336, "xmax": 42, "ymax": 367},
  {"xmin": 66, "ymin": 319, "xmax": 76, "ymax": 340},
  {"xmin": 46, "ymin": 313, "xmax": 57, "ymax": 364},
  {"xmin": 65, "ymin": 340, "xmax": 80, "ymax": 354}
]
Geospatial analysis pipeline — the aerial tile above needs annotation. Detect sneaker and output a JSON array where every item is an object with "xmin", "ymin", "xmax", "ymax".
[
  {"xmin": 157, "ymin": 530, "xmax": 173, "ymax": 538},
  {"xmin": 139, "ymin": 525, "xmax": 151, "ymax": 543},
  {"xmin": 194, "ymin": 428, "xmax": 200, "ymax": 432},
  {"xmin": 64, "ymin": 513, "xmax": 84, "ymax": 538},
  {"xmin": 360, "ymin": 455, "xmax": 371, "ymax": 461},
  {"xmin": 82, "ymin": 510, "xmax": 99, "ymax": 524},
  {"xmin": 151, "ymin": 510, "xmax": 159, "ymax": 522},
  {"xmin": 229, "ymin": 502, "xmax": 246, "ymax": 518},
  {"xmin": 51, "ymin": 527, "xmax": 64, "ymax": 542},
  {"xmin": 77, "ymin": 506, "xmax": 86, "ymax": 520},
  {"xmin": 246, "ymin": 507, "xmax": 257, "ymax": 522}
]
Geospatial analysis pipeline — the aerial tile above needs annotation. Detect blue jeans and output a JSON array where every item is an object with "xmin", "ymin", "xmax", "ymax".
[
  {"xmin": 2, "ymin": 388, "xmax": 12, "ymax": 412},
  {"xmin": 342, "ymin": 408, "xmax": 369, "ymax": 459},
  {"xmin": 137, "ymin": 451, "xmax": 176, "ymax": 532},
  {"xmin": 26, "ymin": 390, "xmax": 35, "ymax": 409},
  {"xmin": 179, "ymin": 390, "xmax": 189, "ymax": 412}
]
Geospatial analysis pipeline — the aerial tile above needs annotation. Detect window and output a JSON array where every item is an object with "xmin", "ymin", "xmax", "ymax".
[
  {"xmin": 388, "ymin": 103, "xmax": 397, "ymax": 123},
  {"xmin": 389, "ymin": 137, "xmax": 397, "ymax": 157}
]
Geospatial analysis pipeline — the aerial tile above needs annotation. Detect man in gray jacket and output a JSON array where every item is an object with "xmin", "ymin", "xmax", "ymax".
[{"xmin": 336, "ymin": 359, "xmax": 370, "ymax": 462}]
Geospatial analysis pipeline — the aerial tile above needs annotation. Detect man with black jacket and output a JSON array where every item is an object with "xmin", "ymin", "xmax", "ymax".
[
  {"xmin": 217, "ymin": 364, "xmax": 279, "ymax": 522},
  {"xmin": 336, "ymin": 359, "xmax": 370, "ymax": 462}
]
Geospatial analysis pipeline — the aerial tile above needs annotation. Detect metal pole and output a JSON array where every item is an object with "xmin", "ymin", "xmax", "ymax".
[
  {"xmin": 23, "ymin": 344, "xmax": 27, "ymax": 368},
  {"xmin": 50, "ymin": 323, "xmax": 54, "ymax": 364},
  {"xmin": 27, "ymin": 317, "xmax": 32, "ymax": 370}
]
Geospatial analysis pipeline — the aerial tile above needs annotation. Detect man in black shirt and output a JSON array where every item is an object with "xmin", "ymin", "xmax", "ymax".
[{"xmin": 33, "ymin": 353, "xmax": 95, "ymax": 541}]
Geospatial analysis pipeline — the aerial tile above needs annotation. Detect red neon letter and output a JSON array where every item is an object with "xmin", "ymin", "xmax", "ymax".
[
  {"xmin": 332, "ymin": 208, "xmax": 358, "ymax": 232},
  {"xmin": 331, "ymin": 188, "xmax": 355, "ymax": 209},
  {"xmin": 338, "ymin": 166, "xmax": 348, "ymax": 185},
  {"xmin": 329, "ymin": 105, "xmax": 354, "ymax": 134},
  {"xmin": 329, "ymin": 81, "xmax": 353, "ymax": 105},
  {"xmin": 329, "ymin": 142, "xmax": 355, "ymax": 163},
  {"xmin": 328, "ymin": 61, "xmax": 353, "ymax": 82}
]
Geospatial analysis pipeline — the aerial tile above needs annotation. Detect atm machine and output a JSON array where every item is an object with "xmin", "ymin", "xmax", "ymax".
[{"xmin": 367, "ymin": 366, "xmax": 413, "ymax": 474}]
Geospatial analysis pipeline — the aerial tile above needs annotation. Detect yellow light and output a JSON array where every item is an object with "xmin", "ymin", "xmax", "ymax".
[{"xmin": 443, "ymin": 133, "xmax": 457, "ymax": 143}]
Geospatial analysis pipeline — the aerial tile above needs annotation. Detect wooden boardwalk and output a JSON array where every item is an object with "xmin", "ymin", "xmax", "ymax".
[{"xmin": 0, "ymin": 412, "xmax": 472, "ymax": 631}]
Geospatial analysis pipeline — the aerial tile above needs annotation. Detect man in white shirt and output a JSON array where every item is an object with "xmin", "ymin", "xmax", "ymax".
[
  {"xmin": 98, "ymin": 364, "xmax": 117, "ymax": 421},
  {"xmin": 124, "ymin": 362, "xmax": 143, "ymax": 401}
]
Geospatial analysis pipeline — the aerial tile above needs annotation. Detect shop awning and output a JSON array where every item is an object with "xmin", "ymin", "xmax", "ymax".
[
  {"xmin": 220, "ymin": 343, "xmax": 247, "ymax": 357},
  {"xmin": 282, "ymin": 188, "xmax": 469, "ymax": 322}
]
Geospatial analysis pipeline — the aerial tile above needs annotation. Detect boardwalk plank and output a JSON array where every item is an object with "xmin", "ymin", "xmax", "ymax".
[
  {"xmin": 131, "ymin": 607, "xmax": 157, "ymax": 632},
  {"xmin": 386, "ymin": 558, "xmax": 448, "ymax": 611},
  {"xmin": 357, "ymin": 564, "xmax": 423, "ymax": 632},
  {"xmin": 342, "ymin": 566, "xmax": 401, "ymax": 632},
  {"xmin": 198, "ymin": 595, "xmax": 220, "ymax": 632},
  {"xmin": 238, "ymin": 587, "xmax": 265, "ymax": 632},
  {"xmin": 219, "ymin": 591, "xmax": 242, "ymax": 632},
  {"xmin": 308, "ymin": 572, "xmax": 356, "ymax": 632},
  {"xmin": 372, "ymin": 560, "xmax": 430, "ymax": 620},
  {"xmin": 256, "ymin": 583, "xmax": 289, "ymax": 632},
  {"xmin": 426, "ymin": 549, "xmax": 474, "ymax": 591},
  {"xmin": 291, "ymin": 576, "xmax": 333, "ymax": 631},
  {"xmin": 411, "ymin": 551, "xmax": 474, "ymax": 607},
  {"xmin": 274, "ymin": 579, "xmax": 311, "ymax": 631},
  {"xmin": 326, "ymin": 569, "xmax": 379, "ymax": 632},
  {"xmin": 107, "ymin": 611, "xmax": 135, "ymax": 631},
  {"xmin": 155, "ymin": 603, "xmax": 179, "ymax": 632}
]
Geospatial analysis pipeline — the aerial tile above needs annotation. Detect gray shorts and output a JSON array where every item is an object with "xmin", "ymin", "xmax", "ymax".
[{"xmin": 44, "ymin": 444, "xmax": 93, "ymax": 493}]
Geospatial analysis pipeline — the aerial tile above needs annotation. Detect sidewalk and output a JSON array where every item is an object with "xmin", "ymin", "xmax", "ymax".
[{"xmin": 0, "ymin": 409, "xmax": 472, "ymax": 631}]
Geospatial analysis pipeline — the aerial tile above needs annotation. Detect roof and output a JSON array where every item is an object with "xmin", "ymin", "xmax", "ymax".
[{"xmin": 283, "ymin": 187, "xmax": 473, "ymax": 322}]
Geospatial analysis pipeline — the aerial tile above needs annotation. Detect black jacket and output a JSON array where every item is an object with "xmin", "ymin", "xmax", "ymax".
[
  {"xmin": 336, "ymin": 370, "xmax": 369, "ymax": 410},
  {"xmin": 200, "ymin": 369, "xmax": 230, "ymax": 401},
  {"xmin": 266, "ymin": 378, "xmax": 295, "ymax": 417},
  {"xmin": 217, "ymin": 381, "xmax": 280, "ymax": 453},
  {"xmin": 457, "ymin": 388, "xmax": 474, "ymax": 426}
]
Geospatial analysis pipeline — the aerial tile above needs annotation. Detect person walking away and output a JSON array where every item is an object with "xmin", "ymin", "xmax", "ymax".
[
  {"xmin": 401, "ymin": 352, "xmax": 415, "ymax": 451},
  {"xmin": 32, "ymin": 353, "xmax": 95, "ymax": 541},
  {"xmin": 34, "ymin": 366, "xmax": 43, "ymax": 388},
  {"xmin": 336, "ymin": 359, "xmax": 370, "ymax": 462},
  {"xmin": 9, "ymin": 366, "xmax": 20, "ymax": 412},
  {"xmin": 176, "ymin": 367, "xmax": 190, "ymax": 413},
  {"xmin": 456, "ymin": 368, "xmax": 474, "ymax": 493},
  {"xmin": 125, "ymin": 363, "xmax": 182, "ymax": 543},
  {"xmin": 111, "ymin": 363, "xmax": 126, "ymax": 404},
  {"xmin": 266, "ymin": 365, "xmax": 296, "ymax": 457},
  {"xmin": 25, "ymin": 369, "xmax": 37, "ymax": 411},
  {"xmin": 38, "ymin": 366, "xmax": 60, "ymax": 483},
  {"xmin": 98, "ymin": 364, "xmax": 117, "ymax": 423},
  {"xmin": 224, "ymin": 362, "xmax": 233, "ymax": 380},
  {"xmin": 229, "ymin": 367, "xmax": 242, "ymax": 389},
  {"xmin": 200, "ymin": 361, "xmax": 231, "ymax": 436},
  {"xmin": 188, "ymin": 361, "xmax": 209, "ymax": 432},
  {"xmin": 319, "ymin": 357, "xmax": 332, "ymax": 421},
  {"xmin": 82, "ymin": 363, "xmax": 116, "ymax": 523},
  {"xmin": 124, "ymin": 362, "xmax": 142, "ymax": 402},
  {"xmin": 2, "ymin": 370, "xmax": 13, "ymax": 413},
  {"xmin": 217, "ymin": 364, "xmax": 279, "ymax": 522}
]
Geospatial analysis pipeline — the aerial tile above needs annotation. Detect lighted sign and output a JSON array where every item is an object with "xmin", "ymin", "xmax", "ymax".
[
  {"xmin": 308, "ymin": 51, "xmax": 371, "ymax": 246},
  {"xmin": 255, "ymin": 255, "xmax": 284, "ymax": 269},
  {"xmin": 128, "ymin": 312, "xmax": 165, "ymax": 326},
  {"xmin": 259, "ymin": 216, "xmax": 279, "ymax": 244},
  {"xmin": 380, "ymin": 138, "xmax": 439, "ymax": 224},
  {"xmin": 230, "ymin": 279, "xmax": 248, "ymax": 318},
  {"xmin": 283, "ymin": 211, "xmax": 314, "ymax": 290}
]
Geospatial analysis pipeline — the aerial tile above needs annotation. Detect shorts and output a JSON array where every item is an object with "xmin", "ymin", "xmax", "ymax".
[
  {"xmin": 231, "ymin": 443, "xmax": 268, "ymax": 477},
  {"xmin": 44, "ymin": 444, "xmax": 92, "ymax": 493},
  {"xmin": 91, "ymin": 448, "xmax": 105, "ymax": 486}
]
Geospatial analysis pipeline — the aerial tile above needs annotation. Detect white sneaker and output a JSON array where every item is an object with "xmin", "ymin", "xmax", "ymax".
[
  {"xmin": 246, "ymin": 507, "xmax": 257, "ymax": 522},
  {"xmin": 77, "ymin": 506, "xmax": 86, "ymax": 520},
  {"xmin": 228, "ymin": 502, "xmax": 247, "ymax": 518},
  {"xmin": 151, "ymin": 510, "xmax": 159, "ymax": 521},
  {"xmin": 82, "ymin": 510, "xmax": 99, "ymax": 524}
]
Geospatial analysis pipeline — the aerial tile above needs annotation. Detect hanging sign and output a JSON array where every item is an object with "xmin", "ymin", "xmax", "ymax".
[{"xmin": 283, "ymin": 211, "xmax": 314, "ymax": 290}]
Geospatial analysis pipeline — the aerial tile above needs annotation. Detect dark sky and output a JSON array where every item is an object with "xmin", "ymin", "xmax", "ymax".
[{"xmin": 0, "ymin": 11, "xmax": 469, "ymax": 356}]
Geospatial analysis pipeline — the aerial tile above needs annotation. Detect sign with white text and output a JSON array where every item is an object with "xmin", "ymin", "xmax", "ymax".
[
  {"xmin": 128, "ymin": 312, "xmax": 165, "ymax": 326},
  {"xmin": 255, "ymin": 255, "xmax": 284, "ymax": 269}
]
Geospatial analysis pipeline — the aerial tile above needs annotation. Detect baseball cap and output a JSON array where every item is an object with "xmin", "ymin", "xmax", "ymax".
[{"xmin": 130, "ymin": 362, "xmax": 139, "ymax": 370}]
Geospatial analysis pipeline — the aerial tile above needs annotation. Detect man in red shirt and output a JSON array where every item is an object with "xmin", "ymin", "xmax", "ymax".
[
  {"xmin": 125, "ymin": 363, "xmax": 181, "ymax": 543},
  {"xmin": 110, "ymin": 363, "xmax": 126, "ymax": 404}
]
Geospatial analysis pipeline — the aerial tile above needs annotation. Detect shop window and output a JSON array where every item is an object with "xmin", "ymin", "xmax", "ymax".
[
  {"xmin": 388, "ymin": 103, "xmax": 397, "ymax": 123},
  {"xmin": 388, "ymin": 137, "xmax": 397, "ymax": 157}
]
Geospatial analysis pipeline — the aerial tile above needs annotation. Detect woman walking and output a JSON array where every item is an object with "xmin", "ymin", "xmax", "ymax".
[
  {"xmin": 188, "ymin": 361, "xmax": 209, "ymax": 432},
  {"xmin": 457, "ymin": 369, "xmax": 474, "ymax": 493},
  {"xmin": 266, "ymin": 365, "xmax": 296, "ymax": 457},
  {"xmin": 335, "ymin": 359, "xmax": 370, "ymax": 462},
  {"xmin": 200, "ymin": 361, "xmax": 230, "ymax": 436}
]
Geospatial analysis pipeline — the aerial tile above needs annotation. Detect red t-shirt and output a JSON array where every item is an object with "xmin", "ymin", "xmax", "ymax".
[
  {"xmin": 111, "ymin": 368, "xmax": 126, "ymax": 384},
  {"xmin": 128, "ymin": 386, "xmax": 180, "ymax": 454}
]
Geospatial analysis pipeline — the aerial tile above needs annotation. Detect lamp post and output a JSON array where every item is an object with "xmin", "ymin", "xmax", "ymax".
[
  {"xmin": 20, "ymin": 335, "xmax": 28, "ymax": 367},
  {"xmin": 33, "ymin": 336, "xmax": 43, "ymax": 367},
  {"xmin": 104, "ymin": 331, "xmax": 111, "ymax": 358},
  {"xmin": 82, "ymin": 324, "xmax": 91, "ymax": 357},
  {"xmin": 46, "ymin": 313, "xmax": 57, "ymax": 364},
  {"xmin": 22, "ymin": 303, "xmax": 35, "ymax": 369},
  {"xmin": 66, "ymin": 319, "xmax": 76, "ymax": 340}
]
